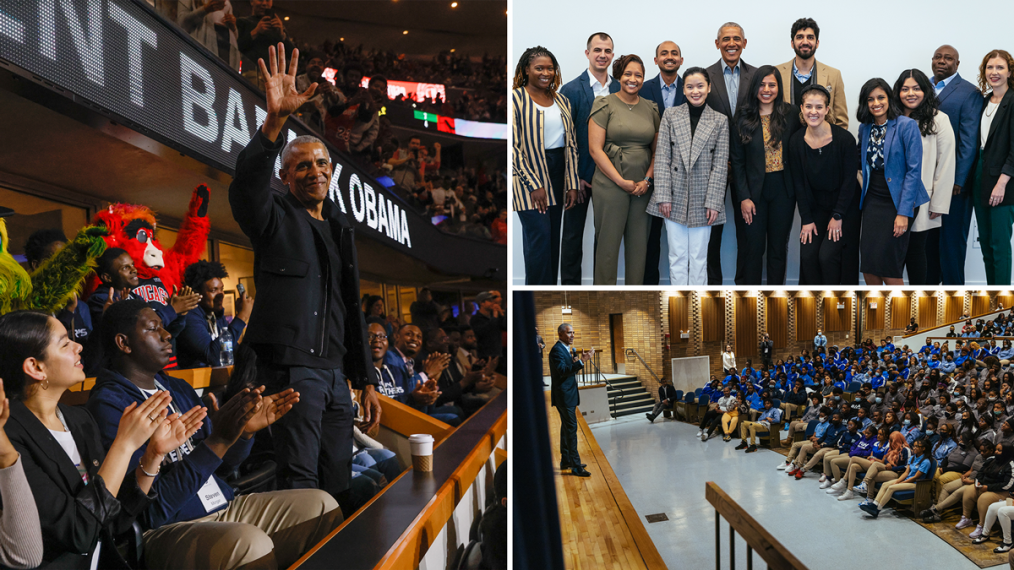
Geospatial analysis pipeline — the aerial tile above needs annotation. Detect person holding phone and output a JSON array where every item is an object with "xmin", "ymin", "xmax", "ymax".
[{"xmin": 236, "ymin": 0, "xmax": 293, "ymax": 85}]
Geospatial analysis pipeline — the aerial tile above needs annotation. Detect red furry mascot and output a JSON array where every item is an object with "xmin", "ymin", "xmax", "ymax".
[{"xmin": 88, "ymin": 185, "xmax": 211, "ymax": 304}]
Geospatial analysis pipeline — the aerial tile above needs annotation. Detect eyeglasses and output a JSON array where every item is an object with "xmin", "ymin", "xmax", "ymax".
[{"xmin": 368, "ymin": 334, "xmax": 387, "ymax": 341}]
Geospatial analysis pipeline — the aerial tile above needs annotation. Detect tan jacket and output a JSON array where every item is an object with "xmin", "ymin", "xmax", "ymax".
[{"xmin": 776, "ymin": 59, "xmax": 848, "ymax": 129}]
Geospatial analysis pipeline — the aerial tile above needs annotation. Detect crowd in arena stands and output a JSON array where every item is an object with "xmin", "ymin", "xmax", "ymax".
[
  {"xmin": 659, "ymin": 311, "xmax": 1014, "ymax": 553},
  {"xmin": 0, "ymin": 226, "xmax": 506, "ymax": 568},
  {"xmin": 151, "ymin": 1, "xmax": 508, "ymax": 241},
  {"xmin": 154, "ymin": 1, "xmax": 506, "ymax": 123}
]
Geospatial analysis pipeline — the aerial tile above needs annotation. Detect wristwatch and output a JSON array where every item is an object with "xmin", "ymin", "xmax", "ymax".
[
  {"xmin": 832, "ymin": 213, "xmax": 842, "ymax": 221},
  {"xmin": 643, "ymin": 176, "xmax": 654, "ymax": 186}
]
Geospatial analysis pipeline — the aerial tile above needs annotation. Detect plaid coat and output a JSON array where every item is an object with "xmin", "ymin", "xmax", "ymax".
[{"xmin": 646, "ymin": 104, "xmax": 729, "ymax": 228}]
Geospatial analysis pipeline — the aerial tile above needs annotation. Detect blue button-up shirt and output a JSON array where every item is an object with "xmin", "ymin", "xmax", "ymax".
[
  {"xmin": 934, "ymin": 72, "xmax": 957, "ymax": 95},
  {"xmin": 792, "ymin": 61, "xmax": 813, "ymax": 83},
  {"xmin": 660, "ymin": 77, "xmax": 679, "ymax": 109},
  {"xmin": 724, "ymin": 62, "xmax": 741, "ymax": 116}
]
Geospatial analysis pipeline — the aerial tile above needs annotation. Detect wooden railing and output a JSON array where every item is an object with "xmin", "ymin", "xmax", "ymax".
[
  {"xmin": 705, "ymin": 482, "xmax": 808, "ymax": 570},
  {"xmin": 901, "ymin": 307, "xmax": 1013, "ymax": 339}
]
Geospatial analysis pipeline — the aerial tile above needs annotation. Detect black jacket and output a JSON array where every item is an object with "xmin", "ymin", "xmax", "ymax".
[
  {"xmin": 5, "ymin": 400, "xmax": 153, "ymax": 567},
  {"xmin": 658, "ymin": 384, "xmax": 678, "ymax": 405},
  {"xmin": 977, "ymin": 89, "xmax": 1014, "ymax": 206},
  {"xmin": 730, "ymin": 111, "xmax": 801, "ymax": 203},
  {"xmin": 228, "ymin": 131, "xmax": 375, "ymax": 387},
  {"xmin": 977, "ymin": 454, "xmax": 1014, "ymax": 493},
  {"xmin": 549, "ymin": 341, "xmax": 582, "ymax": 408}
]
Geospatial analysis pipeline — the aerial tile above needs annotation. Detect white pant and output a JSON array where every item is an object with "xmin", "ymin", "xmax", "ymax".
[
  {"xmin": 986, "ymin": 501, "xmax": 1014, "ymax": 542},
  {"xmin": 664, "ymin": 219, "xmax": 711, "ymax": 285}
]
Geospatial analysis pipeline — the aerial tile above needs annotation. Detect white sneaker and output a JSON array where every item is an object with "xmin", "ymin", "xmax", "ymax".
[
  {"xmin": 826, "ymin": 482, "xmax": 843, "ymax": 494},
  {"xmin": 776, "ymin": 462, "xmax": 788, "ymax": 470},
  {"xmin": 855, "ymin": 482, "xmax": 868, "ymax": 495},
  {"xmin": 697, "ymin": 430, "xmax": 703, "ymax": 437},
  {"xmin": 819, "ymin": 474, "xmax": 827, "ymax": 483},
  {"xmin": 819, "ymin": 479, "xmax": 833, "ymax": 489},
  {"xmin": 837, "ymin": 490, "xmax": 855, "ymax": 501},
  {"xmin": 830, "ymin": 480, "xmax": 846, "ymax": 492}
]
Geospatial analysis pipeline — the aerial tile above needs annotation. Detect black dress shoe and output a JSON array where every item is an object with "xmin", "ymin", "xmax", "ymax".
[
  {"xmin": 560, "ymin": 462, "xmax": 586, "ymax": 470},
  {"xmin": 735, "ymin": 441, "xmax": 749, "ymax": 450},
  {"xmin": 572, "ymin": 467, "xmax": 592, "ymax": 477},
  {"xmin": 646, "ymin": 413, "xmax": 656, "ymax": 423}
]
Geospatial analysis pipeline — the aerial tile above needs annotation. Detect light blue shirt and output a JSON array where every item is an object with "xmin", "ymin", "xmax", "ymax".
[
  {"xmin": 723, "ymin": 62, "xmax": 741, "ymax": 116},
  {"xmin": 757, "ymin": 407, "xmax": 782, "ymax": 426},
  {"xmin": 792, "ymin": 61, "xmax": 813, "ymax": 83},
  {"xmin": 660, "ymin": 77, "xmax": 679, "ymax": 110},
  {"xmin": 934, "ymin": 72, "xmax": 957, "ymax": 95}
]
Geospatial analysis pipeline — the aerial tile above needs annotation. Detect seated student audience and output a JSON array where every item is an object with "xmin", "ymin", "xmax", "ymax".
[
  {"xmin": 416, "ymin": 328, "xmax": 499, "ymax": 416},
  {"xmin": 177, "ymin": 260, "xmax": 254, "ymax": 369},
  {"xmin": 962, "ymin": 444, "xmax": 1014, "ymax": 543},
  {"xmin": 736, "ymin": 398, "xmax": 782, "ymax": 452},
  {"xmin": 835, "ymin": 426, "xmax": 891, "ymax": 501},
  {"xmin": 0, "ymin": 310, "xmax": 199, "ymax": 567},
  {"xmin": 781, "ymin": 393, "xmax": 824, "ymax": 446},
  {"xmin": 85, "ymin": 300, "xmax": 341, "ymax": 570},
  {"xmin": 923, "ymin": 439, "xmax": 994, "ymax": 523},
  {"xmin": 859, "ymin": 437, "xmax": 934, "ymax": 518}
]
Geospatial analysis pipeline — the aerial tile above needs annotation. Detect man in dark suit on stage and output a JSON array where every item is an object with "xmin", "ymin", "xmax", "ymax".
[
  {"xmin": 929, "ymin": 44, "xmax": 983, "ymax": 285},
  {"xmin": 559, "ymin": 33, "xmax": 620, "ymax": 285},
  {"xmin": 640, "ymin": 40, "xmax": 685, "ymax": 285},
  {"xmin": 550, "ymin": 323, "xmax": 593, "ymax": 477},
  {"xmin": 705, "ymin": 22, "xmax": 756, "ymax": 285}
]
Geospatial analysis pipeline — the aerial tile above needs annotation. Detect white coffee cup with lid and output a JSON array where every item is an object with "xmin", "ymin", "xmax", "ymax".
[{"xmin": 409, "ymin": 434, "xmax": 435, "ymax": 472}]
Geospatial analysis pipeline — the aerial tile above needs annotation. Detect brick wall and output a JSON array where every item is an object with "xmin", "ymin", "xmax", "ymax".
[{"xmin": 534, "ymin": 291, "xmax": 664, "ymax": 397}]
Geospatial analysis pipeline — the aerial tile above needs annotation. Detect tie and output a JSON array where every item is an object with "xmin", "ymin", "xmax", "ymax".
[
  {"xmin": 405, "ymin": 358, "xmax": 415, "ymax": 377},
  {"xmin": 207, "ymin": 312, "xmax": 219, "ymax": 341}
]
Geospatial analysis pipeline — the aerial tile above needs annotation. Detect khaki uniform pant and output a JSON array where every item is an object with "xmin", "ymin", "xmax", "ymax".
[
  {"xmin": 844, "ymin": 457, "xmax": 875, "ymax": 490},
  {"xmin": 143, "ymin": 489, "xmax": 342, "ymax": 570},
  {"xmin": 862, "ymin": 462, "xmax": 901, "ymax": 499},
  {"xmin": 874, "ymin": 479, "xmax": 916, "ymax": 507},
  {"xmin": 933, "ymin": 470, "xmax": 962, "ymax": 500},
  {"xmin": 739, "ymin": 421, "xmax": 769, "ymax": 445},
  {"xmin": 936, "ymin": 481, "xmax": 971, "ymax": 511},
  {"xmin": 828, "ymin": 453, "xmax": 853, "ymax": 480},
  {"xmin": 787, "ymin": 440, "xmax": 814, "ymax": 465},
  {"xmin": 802, "ymin": 447, "xmax": 836, "ymax": 471},
  {"xmin": 964, "ymin": 488, "xmax": 1005, "ymax": 524}
]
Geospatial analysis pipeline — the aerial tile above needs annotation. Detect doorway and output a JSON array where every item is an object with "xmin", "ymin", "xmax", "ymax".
[{"xmin": 609, "ymin": 313, "xmax": 624, "ymax": 373}]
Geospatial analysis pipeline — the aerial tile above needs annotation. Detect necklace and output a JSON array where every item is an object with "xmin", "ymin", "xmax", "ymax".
[
  {"xmin": 986, "ymin": 101, "xmax": 1000, "ymax": 118},
  {"xmin": 619, "ymin": 95, "xmax": 638, "ymax": 111}
]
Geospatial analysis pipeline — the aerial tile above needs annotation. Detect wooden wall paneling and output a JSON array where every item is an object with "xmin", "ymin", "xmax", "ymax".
[
  {"xmin": 796, "ymin": 298, "xmax": 816, "ymax": 342},
  {"xmin": 736, "ymin": 298, "xmax": 758, "ymax": 358},
  {"xmin": 702, "ymin": 297, "xmax": 725, "ymax": 342},
  {"xmin": 766, "ymin": 297, "xmax": 788, "ymax": 349},
  {"xmin": 973, "ymin": 296, "xmax": 991, "ymax": 317},
  {"xmin": 669, "ymin": 296, "xmax": 689, "ymax": 342},
  {"xmin": 891, "ymin": 297, "xmax": 911, "ymax": 329},
  {"xmin": 823, "ymin": 297, "xmax": 851, "ymax": 332},
  {"xmin": 918, "ymin": 297, "xmax": 937, "ymax": 329},
  {"xmin": 865, "ymin": 298, "xmax": 885, "ymax": 330},
  {"xmin": 998, "ymin": 295, "xmax": 1014, "ymax": 310},
  {"xmin": 945, "ymin": 295, "xmax": 963, "ymax": 323}
]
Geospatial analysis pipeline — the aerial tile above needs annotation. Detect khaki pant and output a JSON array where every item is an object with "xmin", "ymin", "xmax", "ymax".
[
  {"xmin": 874, "ymin": 479, "xmax": 916, "ymax": 507},
  {"xmin": 739, "ymin": 421, "xmax": 771, "ymax": 445},
  {"xmin": 828, "ymin": 453, "xmax": 854, "ymax": 480},
  {"xmin": 845, "ymin": 457, "xmax": 875, "ymax": 490},
  {"xmin": 802, "ymin": 447, "xmax": 836, "ymax": 471},
  {"xmin": 933, "ymin": 470, "xmax": 962, "ymax": 500},
  {"xmin": 863, "ymin": 462, "xmax": 901, "ymax": 499},
  {"xmin": 787, "ymin": 440, "xmax": 814, "ymax": 464},
  {"xmin": 785, "ymin": 421, "xmax": 807, "ymax": 441},
  {"xmin": 964, "ymin": 488, "xmax": 1006, "ymax": 524},
  {"xmin": 936, "ymin": 481, "xmax": 971, "ymax": 511},
  {"xmin": 781, "ymin": 403, "xmax": 799, "ymax": 421},
  {"xmin": 143, "ymin": 489, "xmax": 342, "ymax": 570}
]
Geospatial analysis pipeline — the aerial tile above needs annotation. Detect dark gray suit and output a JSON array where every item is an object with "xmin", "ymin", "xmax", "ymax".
[
  {"xmin": 705, "ymin": 60, "xmax": 757, "ymax": 285},
  {"xmin": 550, "ymin": 340, "xmax": 583, "ymax": 467}
]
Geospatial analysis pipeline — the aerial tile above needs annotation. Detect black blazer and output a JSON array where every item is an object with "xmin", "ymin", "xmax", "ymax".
[
  {"xmin": 640, "ymin": 74, "xmax": 686, "ymax": 116},
  {"xmin": 549, "ymin": 341, "xmax": 582, "ymax": 408},
  {"xmin": 730, "ymin": 110, "xmax": 802, "ymax": 202},
  {"xmin": 659, "ymin": 384, "xmax": 678, "ymax": 404},
  {"xmin": 705, "ymin": 60, "xmax": 758, "ymax": 120},
  {"xmin": 5, "ymin": 400, "xmax": 151, "ymax": 567},
  {"xmin": 228, "ymin": 131, "xmax": 375, "ymax": 387},
  {"xmin": 978, "ymin": 89, "xmax": 1014, "ymax": 207}
]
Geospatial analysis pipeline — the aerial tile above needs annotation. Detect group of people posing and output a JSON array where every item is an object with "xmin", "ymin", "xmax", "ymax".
[{"xmin": 512, "ymin": 18, "xmax": 1014, "ymax": 285}]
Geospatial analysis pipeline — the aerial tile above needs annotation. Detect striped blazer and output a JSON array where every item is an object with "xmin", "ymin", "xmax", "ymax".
[
  {"xmin": 512, "ymin": 87, "xmax": 580, "ymax": 212},
  {"xmin": 646, "ymin": 104, "xmax": 730, "ymax": 227}
]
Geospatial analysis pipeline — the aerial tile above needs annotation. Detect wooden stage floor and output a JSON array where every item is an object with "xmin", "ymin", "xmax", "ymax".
[{"xmin": 545, "ymin": 393, "xmax": 667, "ymax": 569}]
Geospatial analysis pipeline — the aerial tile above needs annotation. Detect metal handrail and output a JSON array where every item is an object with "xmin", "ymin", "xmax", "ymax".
[
  {"xmin": 625, "ymin": 348, "xmax": 662, "ymax": 383},
  {"xmin": 584, "ymin": 356, "xmax": 625, "ymax": 418}
]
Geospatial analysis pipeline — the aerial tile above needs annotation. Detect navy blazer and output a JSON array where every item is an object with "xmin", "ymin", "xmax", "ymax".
[
  {"xmin": 640, "ymin": 74, "xmax": 685, "ymax": 117},
  {"xmin": 937, "ymin": 73, "xmax": 984, "ymax": 189},
  {"xmin": 549, "ymin": 341, "xmax": 583, "ymax": 408},
  {"xmin": 858, "ymin": 116, "xmax": 930, "ymax": 217},
  {"xmin": 560, "ymin": 70, "xmax": 621, "ymax": 183}
]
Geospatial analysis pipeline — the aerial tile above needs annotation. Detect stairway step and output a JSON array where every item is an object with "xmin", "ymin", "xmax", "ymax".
[
  {"xmin": 613, "ymin": 405, "xmax": 655, "ymax": 418},
  {"xmin": 611, "ymin": 399, "xmax": 655, "ymax": 412},
  {"xmin": 609, "ymin": 393, "xmax": 653, "ymax": 404}
]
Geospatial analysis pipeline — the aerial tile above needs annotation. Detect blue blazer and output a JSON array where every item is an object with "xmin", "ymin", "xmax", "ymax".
[
  {"xmin": 560, "ymin": 70, "xmax": 621, "ymax": 183},
  {"xmin": 936, "ymin": 73, "xmax": 983, "ymax": 189},
  {"xmin": 639, "ymin": 73, "xmax": 685, "ymax": 118},
  {"xmin": 858, "ymin": 116, "xmax": 929, "ymax": 217},
  {"xmin": 549, "ymin": 341, "xmax": 583, "ymax": 408}
]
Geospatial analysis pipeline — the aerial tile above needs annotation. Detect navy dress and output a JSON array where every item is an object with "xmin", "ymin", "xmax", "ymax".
[{"xmin": 861, "ymin": 124, "xmax": 912, "ymax": 278}]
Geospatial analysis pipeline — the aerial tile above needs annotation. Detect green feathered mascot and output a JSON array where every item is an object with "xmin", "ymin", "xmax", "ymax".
[{"xmin": 0, "ymin": 207, "xmax": 108, "ymax": 315}]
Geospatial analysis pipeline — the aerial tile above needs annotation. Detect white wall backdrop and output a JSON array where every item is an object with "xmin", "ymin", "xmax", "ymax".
[{"xmin": 511, "ymin": 0, "xmax": 1013, "ymax": 285}]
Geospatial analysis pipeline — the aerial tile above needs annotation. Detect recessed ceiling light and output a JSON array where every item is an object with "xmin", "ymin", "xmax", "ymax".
[
  {"xmin": 283, "ymin": 16, "xmax": 289, "ymax": 21},
  {"xmin": 403, "ymin": 30, "xmax": 409, "ymax": 35},
  {"xmin": 451, "ymin": 1, "xmax": 458, "ymax": 6},
  {"xmin": 450, "ymin": 48, "xmax": 456, "ymax": 53}
]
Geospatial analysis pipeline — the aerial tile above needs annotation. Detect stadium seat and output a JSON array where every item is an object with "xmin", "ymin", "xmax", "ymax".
[
  {"xmin": 667, "ymin": 391, "xmax": 684, "ymax": 419},
  {"xmin": 678, "ymin": 392, "xmax": 697, "ymax": 423},
  {"xmin": 886, "ymin": 457, "xmax": 937, "ymax": 514},
  {"xmin": 794, "ymin": 420, "xmax": 819, "ymax": 443}
]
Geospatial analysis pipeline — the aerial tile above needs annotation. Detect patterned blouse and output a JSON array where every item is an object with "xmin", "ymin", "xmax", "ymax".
[
  {"xmin": 867, "ymin": 123, "xmax": 887, "ymax": 171},
  {"xmin": 761, "ymin": 115, "xmax": 784, "ymax": 173}
]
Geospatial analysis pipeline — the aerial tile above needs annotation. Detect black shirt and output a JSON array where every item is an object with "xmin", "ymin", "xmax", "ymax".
[
  {"xmin": 789, "ymin": 124, "xmax": 859, "ymax": 225},
  {"xmin": 689, "ymin": 103, "xmax": 705, "ymax": 137},
  {"xmin": 791, "ymin": 70, "xmax": 815, "ymax": 107}
]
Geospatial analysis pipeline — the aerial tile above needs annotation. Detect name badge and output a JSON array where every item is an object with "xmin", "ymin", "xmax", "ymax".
[{"xmin": 198, "ymin": 476, "xmax": 228, "ymax": 513}]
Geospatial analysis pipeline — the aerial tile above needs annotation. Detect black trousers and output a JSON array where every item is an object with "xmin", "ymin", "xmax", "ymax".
[
  {"xmin": 643, "ymin": 215, "xmax": 664, "ymax": 285},
  {"xmin": 799, "ymin": 196, "xmax": 861, "ymax": 285},
  {"xmin": 556, "ymin": 405, "xmax": 580, "ymax": 467},
  {"xmin": 707, "ymin": 224, "xmax": 725, "ymax": 285},
  {"xmin": 699, "ymin": 408, "xmax": 721, "ymax": 431},
  {"xmin": 736, "ymin": 173, "xmax": 795, "ymax": 285},
  {"xmin": 924, "ymin": 227, "xmax": 942, "ymax": 285},
  {"xmin": 905, "ymin": 230, "xmax": 930, "ymax": 285},
  {"xmin": 561, "ymin": 187, "xmax": 591, "ymax": 285},
  {"xmin": 260, "ymin": 365, "xmax": 355, "ymax": 502}
]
